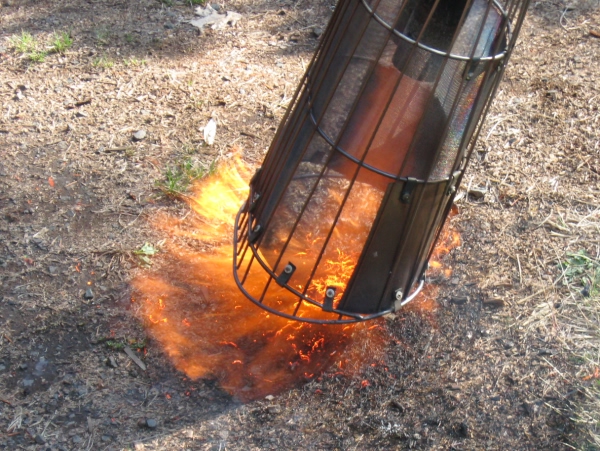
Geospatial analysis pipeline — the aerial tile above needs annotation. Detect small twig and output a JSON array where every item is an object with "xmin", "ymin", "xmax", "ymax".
[
  {"xmin": 7, "ymin": 407, "xmax": 23, "ymax": 432},
  {"xmin": 65, "ymin": 98, "xmax": 92, "ymax": 108},
  {"xmin": 0, "ymin": 432, "xmax": 21, "ymax": 437},
  {"xmin": 40, "ymin": 415, "xmax": 55, "ymax": 437},
  {"xmin": 123, "ymin": 346, "xmax": 147, "ymax": 371},
  {"xmin": 516, "ymin": 254, "xmax": 523, "ymax": 285},
  {"xmin": 542, "ymin": 357, "xmax": 570, "ymax": 383},
  {"xmin": 127, "ymin": 430, "xmax": 178, "ymax": 446},
  {"xmin": 493, "ymin": 364, "xmax": 508, "ymax": 390},
  {"xmin": 559, "ymin": 6, "xmax": 572, "ymax": 30},
  {"xmin": 240, "ymin": 130, "xmax": 258, "ymax": 139},
  {"xmin": 104, "ymin": 146, "xmax": 132, "ymax": 152},
  {"xmin": 146, "ymin": 392, "xmax": 160, "ymax": 408},
  {"xmin": 516, "ymin": 288, "xmax": 546, "ymax": 305},
  {"xmin": 545, "ymin": 220, "xmax": 570, "ymax": 233},
  {"xmin": 75, "ymin": 98, "xmax": 93, "ymax": 106},
  {"xmin": 85, "ymin": 433, "xmax": 95, "ymax": 451}
]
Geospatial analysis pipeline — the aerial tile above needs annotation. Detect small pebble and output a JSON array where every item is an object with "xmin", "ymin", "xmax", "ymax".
[
  {"xmin": 468, "ymin": 187, "xmax": 486, "ymax": 199},
  {"xmin": 19, "ymin": 362, "xmax": 28, "ymax": 370},
  {"xmin": 84, "ymin": 288, "xmax": 94, "ymax": 299},
  {"xmin": 581, "ymin": 285, "xmax": 591, "ymax": 298},
  {"xmin": 133, "ymin": 129, "xmax": 147, "ymax": 141},
  {"xmin": 34, "ymin": 434, "xmax": 46, "ymax": 445},
  {"xmin": 502, "ymin": 340, "xmax": 515, "ymax": 350},
  {"xmin": 72, "ymin": 435, "xmax": 83, "ymax": 444},
  {"xmin": 267, "ymin": 404, "xmax": 281, "ymax": 414},
  {"xmin": 264, "ymin": 395, "xmax": 275, "ymax": 401},
  {"xmin": 312, "ymin": 27, "xmax": 323, "ymax": 38},
  {"xmin": 48, "ymin": 265, "xmax": 58, "ymax": 274},
  {"xmin": 107, "ymin": 356, "xmax": 118, "ymax": 368},
  {"xmin": 146, "ymin": 418, "xmax": 158, "ymax": 429},
  {"xmin": 456, "ymin": 422, "xmax": 470, "ymax": 438},
  {"xmin": 35, "ymin": 358, "xmax": 48, "ymax": 372}
]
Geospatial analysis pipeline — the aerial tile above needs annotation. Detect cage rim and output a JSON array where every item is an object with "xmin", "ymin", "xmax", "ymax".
[
  {"xmin": 232, "ymin": 196, "xmax": 426, "ymax": 324},
  {"xmin": 360, "ymin": 0, "xmax": 510, "ymax": 62}
]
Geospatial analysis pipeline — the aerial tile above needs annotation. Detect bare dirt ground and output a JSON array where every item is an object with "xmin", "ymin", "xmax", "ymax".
[{"xmin": 1, "ymin": 0, "xmax": 599, "ymax": 450}]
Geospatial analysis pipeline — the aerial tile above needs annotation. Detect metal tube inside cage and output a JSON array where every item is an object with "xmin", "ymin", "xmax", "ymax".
[{"xmin": 233, "ymin": 0, "xmax": 530, "ymax": 324}]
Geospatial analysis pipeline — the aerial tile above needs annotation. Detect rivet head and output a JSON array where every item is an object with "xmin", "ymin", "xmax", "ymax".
[
  {"xmin": 252, "ymin": 224, "xmax": 261, "ymax": 233},
  {"xmin": 401, "ymin": 193, "xmax": 410, "ymax": 202},
  {"xmin": 284, "ymin": 264, "xmax": 293, "ymax": 274},
  {"xmin": 395, "ymin": 289, "xmax": 403, "ymax": 301},
  {"xmin": 325, "ymin": 288, "xmax": 335, "ymax": 298}
]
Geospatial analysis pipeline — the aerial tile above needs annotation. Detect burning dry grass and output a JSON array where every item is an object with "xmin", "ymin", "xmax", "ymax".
[
  {"xmin": 131, "ymin": 156, "xmax": 392, "ymax": 401},
  {"xmin": 132, "ymin": 155, "xmax": 458, "ymax": 402}
]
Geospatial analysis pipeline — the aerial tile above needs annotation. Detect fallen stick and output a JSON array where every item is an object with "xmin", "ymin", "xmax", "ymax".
[{"xmin": 124, "ymin": 346, "xmax": 147, "ymax": 371}]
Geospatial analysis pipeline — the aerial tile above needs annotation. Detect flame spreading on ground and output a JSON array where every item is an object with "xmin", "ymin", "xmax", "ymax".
[{"xmin": 132, "ymin": 156, "xmax": 459, "ymax": 401}]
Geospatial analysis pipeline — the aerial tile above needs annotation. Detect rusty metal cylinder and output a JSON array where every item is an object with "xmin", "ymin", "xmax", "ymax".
[{"xmin": 233, "ymin": 0, "xmax": 530, "ymax": 323}]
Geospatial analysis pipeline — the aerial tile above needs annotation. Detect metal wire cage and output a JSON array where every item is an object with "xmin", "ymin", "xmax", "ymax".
[{"xmin": 233, "ymin": 0, "xmax": 530, "ymax": 324}]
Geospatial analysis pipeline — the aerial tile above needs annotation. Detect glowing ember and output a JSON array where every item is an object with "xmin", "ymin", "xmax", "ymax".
[{"xmin": 132, "ymin": 153, "xmax": 459, "ymax": 401}]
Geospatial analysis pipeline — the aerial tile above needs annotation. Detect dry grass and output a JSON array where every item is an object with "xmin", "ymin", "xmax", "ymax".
[
  {"xmin": 459, "ymin": 2, "xmax": 600, "ymax": 447},
  {"xmin": 511, "ymin": 149, "xmax": 600, "ymax": 448},
  {"xmin": 551, "ymin": 211, "xmax": 600, "ymax": 449}
]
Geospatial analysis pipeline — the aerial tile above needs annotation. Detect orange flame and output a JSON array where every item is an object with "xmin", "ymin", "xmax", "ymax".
[{"xmin": 132, "ymin": 153, "xmax": 459, "ymax": 401}]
